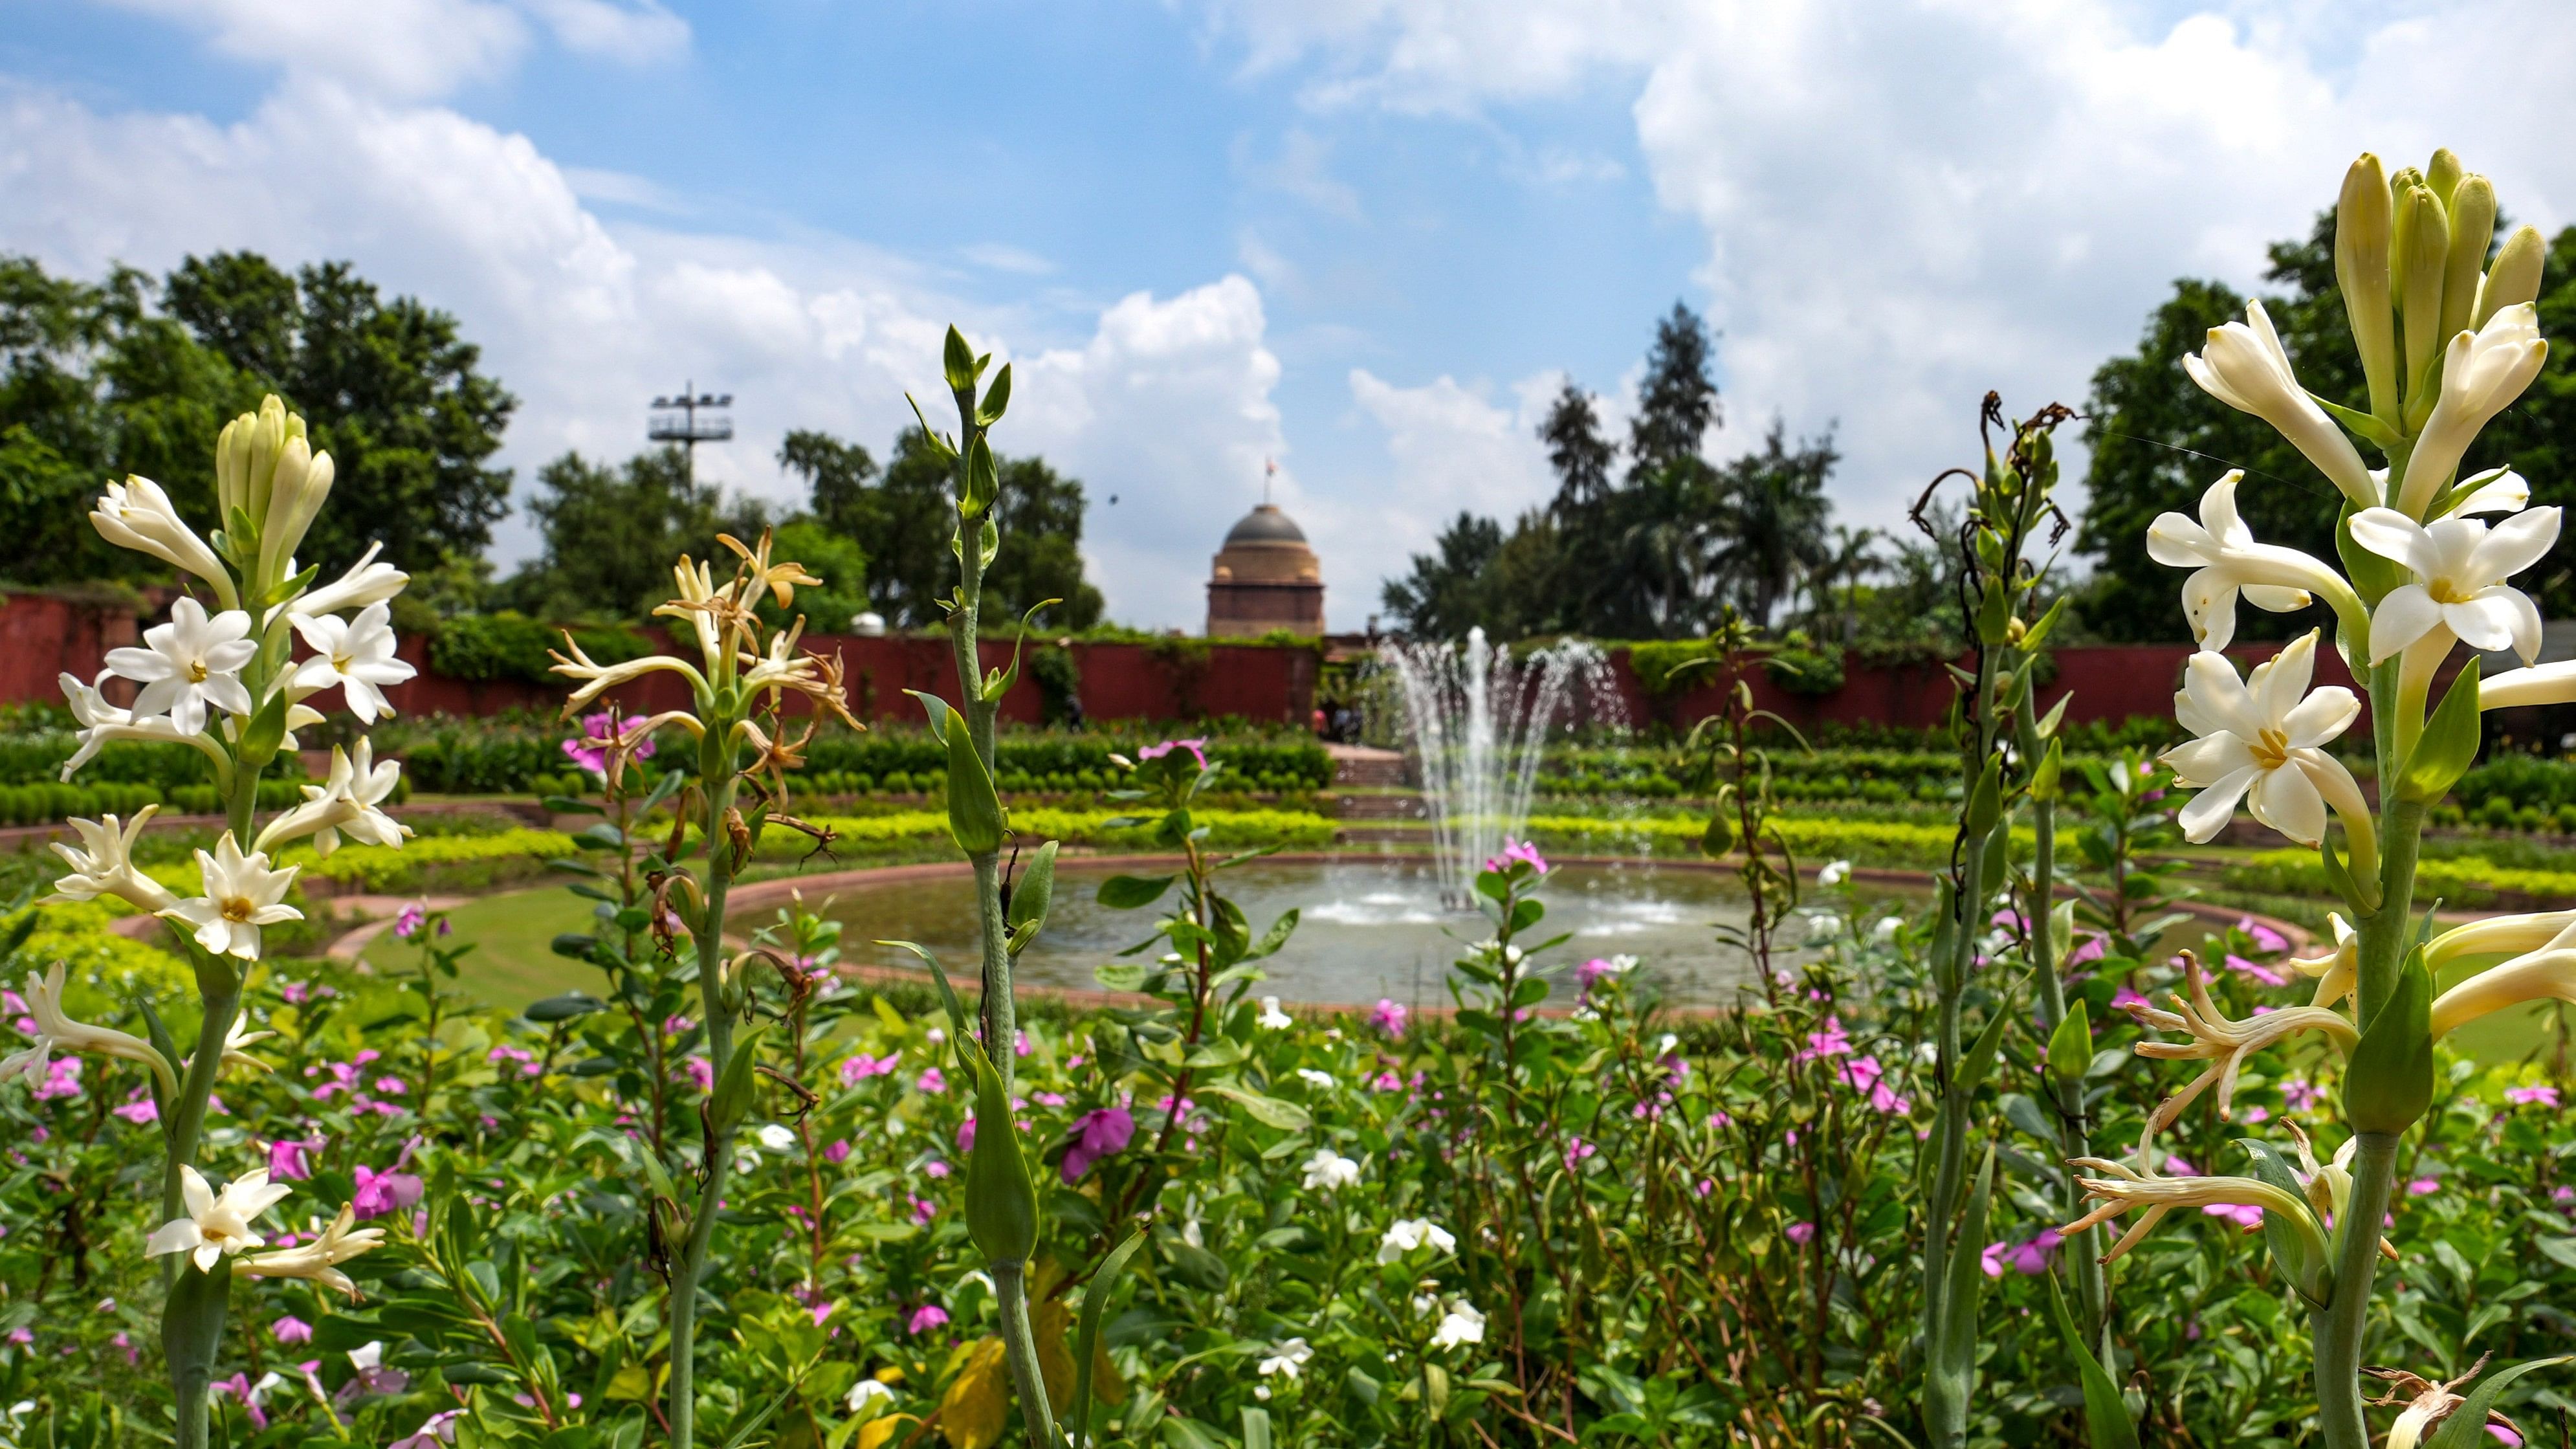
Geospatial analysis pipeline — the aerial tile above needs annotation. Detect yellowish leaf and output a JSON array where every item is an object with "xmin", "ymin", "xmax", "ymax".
[{"xmin": 938, "ymin": 1338, "xmax": 1011, "ymax": 1449}]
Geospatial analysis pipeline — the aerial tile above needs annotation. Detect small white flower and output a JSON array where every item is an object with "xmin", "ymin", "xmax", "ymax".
[
  {"xmin": 144, "ymin": 1165, "xmax": 291, "ymax": 1273},
  {"xmin": 103, "ymin": 597, "xmax": 257, "ymax": 734},
  {"xmin": 1295, "ymin": 1068, "xmax": 1336, "ymax": 1090},
  {"xmin": 1301, "ymin": 1148, "xmax": 1362, "ymax": 1192},
  {"xmin": 2398, "ymin": 302, "xmax": 2549, "ymax": 516},
  {"xmin": 846, "ymin": 1378, "xmax": 896, "ymax": 1415},
  {"xmin": 2146, "ymin": 471, "xmax": 2348, "ymax": 650},
  {"xmin": 1816, "ymin": 859, "xmax": 1851, "ymax": 887},
  {"xmin": 160, "ymin": 833, "xmax": 303, "ymax": 961},
  {"xmin": 1256, "ymin": 995, "xmax": 1293, "ymax": 1031},
  {"xmin": 1377, "ymin": 1218, "xmax": 1457, "ymax": 1263},
  {"xmin": 2345, "ymin": 505, "xmax": 2559, "ymax": 664},
  {"xmin": 54, "ymin": 670, "xmax": 201, "ymax": 780},
  {"xmin": 755, "ymin": 1123, "xmax": 799, "ymax": 1153},
  {"xmin": 1429, "ymin": 1299, "xmax": 1487, "ymax": 1349},
  {"xmin": 1871, "ymin": 916, "xmax": 1904, "ymax": 945},
  {"xmin": 290, "ymin": 603, "xmax": 415, "ymax": 724},
  {"xmin": 49, "ymin": 810, "xmax": 180, "ymax": 914},
  {"xmin": 1180, "ymin": 1217, "xmax": 1203, "ymax": 1249},
  {"xmin": 2161, "ymin": 634, "xmax": 2368, "ymax": 847},
  {"xmin": 2183, "ymin": 300, "xmax": 2377, "ymax": 508},
  {"xmin": 1805, "ymin": 911, "xmax": 1845, "ymax": 942},
  {"xmin": 1256, "ymin": 1337, "xmax": 1313, "ymax": 1380}
]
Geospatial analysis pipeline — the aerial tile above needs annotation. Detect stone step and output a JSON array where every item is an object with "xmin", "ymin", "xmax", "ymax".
[
  {"xmin": 1332, "ymin": 791, "xmax": 1428, "ymax": 821},
  {"xmin": 1325, "ymin": 743, "xmax": 1411, "ymax": 788}
]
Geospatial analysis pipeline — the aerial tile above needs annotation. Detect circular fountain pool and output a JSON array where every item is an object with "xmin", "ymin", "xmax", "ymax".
[{"xmin": 818, "ymin": 857, "xmax": 1902, "ymax": 1008}]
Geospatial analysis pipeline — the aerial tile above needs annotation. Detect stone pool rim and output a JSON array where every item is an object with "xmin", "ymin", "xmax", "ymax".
[{"xmin": 728, "ymin": 853, "xmax": 2312, "ymax": 1017}]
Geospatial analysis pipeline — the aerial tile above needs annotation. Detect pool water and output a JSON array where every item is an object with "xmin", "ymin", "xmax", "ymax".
[{"xmin": 817, "ymin": 857, "xmax": 1893, "ymax": 1008}]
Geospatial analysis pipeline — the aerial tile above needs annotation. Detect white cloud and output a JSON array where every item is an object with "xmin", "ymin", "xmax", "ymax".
[
  {"xmin": 1202, "ymin": 0, "xmax": 2576, "ymax": 540},
  {"xmin": 522, "ymin": 0, "xmax": 690, "ymax": 65},
  {"xmin": 960, "ymin": 242, "xmax": 1057, "ymax": 276},
  {"xmin": 99, "ymin": 0, "xmax": 529, "ymax": 100},
  {"xmin": 0, "ymin": 73, "xmax": 1286, "ymax": 626},
  {"xmin": 1327, "ymin": 368, "xmax": 1558, "ymax": 614}
]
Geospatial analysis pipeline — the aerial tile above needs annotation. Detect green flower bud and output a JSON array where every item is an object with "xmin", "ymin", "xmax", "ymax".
[
  {"xmin": 962, "ymin": 1040, "xmax": 1039, "ymax": 1264},
  {"xmin": 2440, "ymin": 174, "xmax": 2496, "ymax": 351},
  {"xmin": 2337, "ymin": 152, "xmax": 2399, "ymax": 420},
  {"xmin": 2476, "ymin": 224, "xmax": 2548, "ymax": 329},
  {"xmin": 2424, "ymin": 147, "xmax": 2463, "ymax": 207},
  {"xmin": 2344, "ymin": 950, "xmax": 2434, "ymax": 1134},
  {"xmin": 2399, "ymin": 183, "xmax": 2452, "ymax": 414}
]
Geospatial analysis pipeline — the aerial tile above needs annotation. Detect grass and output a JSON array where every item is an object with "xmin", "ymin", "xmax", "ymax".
[{"xmin": 361, "ymin": 886, "xmax": 600, "ymax": 1012}]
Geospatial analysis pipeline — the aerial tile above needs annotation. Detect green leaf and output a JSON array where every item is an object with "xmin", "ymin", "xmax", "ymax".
[
  {"xmin": 879, "ymin": 939, "xmax": 973, "ymax": 1042},
  {"xmin": 942, "ymin": 325, "xmax": 976, "ymax": 395},
  {"xmin": 1953, "ymin": 994, "xmax": 2015, "ymax": 1102},
  {"xmin": 1241, "ymin": 909, "xmax": 1299, "ymax": 962},
  {"xmin": 937, "ymin": 709, "xmax": 1004, "ymax": 857},
  {"xmin": 232, "ymin": 687, "xmax": 291, "ymax": 777},
  {"xmin": 548, "ymin": 933, "xmax": 600, "ymax": 962},
  {"xmin": 960, "ymin": 435, "xmax": 1000, "ymax": 520},
  {"xmin": 2044, "ymin": 1001, "xmax": 2091, "ymax": 1085},
  {"xmin": 707, "ymin": 1024, "xmax": 767, "ymax": 1136},
  {"xmin": 2424, "ymin": 1356, "xmax": 2569, "ymax": 1449},
  {"xmin": 1927, "ymin": 1144, "xmax": 1996, "ymax": 1430},
  {"xmin": 1200, "ymin": 1085, "xmax": 1310, "ymax": 1131},
  {"xmin": 1006, "ymin": 840, "xmax": 1058, "ymax": 957},
  {"xmin": 1097, "ymin": 874, "xmax": 1176, "ymax": 910},
  {"xmin": 2399, "ymin": 658, "xmax": 2482, "ymax": 802},
  {"xmin": 2345, "ymin": 948, "xmax": 2434, "ymax": 1133},
  {"xmin": 2019, "ymin": 595, "xmax": 2070, "ymax": 652},
  {"xmin": 524, "ymin": 992, "xmax": 608, "ymax": 1023},
  {"xmin": 1975, "ymin": 584, "xmax": 2011, "ymax": 646},
  {"xmin": 976, "ymin": 361, "xmax": 1013, "ymax": 426},
  {"xmin": 1963, "ymin": 755, "xmax": 2003, "ymax": 836},
  {"xmin": 2044, "ymin": 1272, "xmax": 2139, "ymax": 1449},
  {"xmin": 1072, "ymin": 1230, "xmax": 1148, "ymax": 1449},
  {"xmin": 2029, "ymin": 738, "xmax": 2064, "ymax": 802},
  {"xmin": 1240, "ymin": 1408, "xmax": 1273, "ymax": 1449},
  {"xmin": 2238, "ymin": 1139, "xmax": 2333, "ymax": 1306}
]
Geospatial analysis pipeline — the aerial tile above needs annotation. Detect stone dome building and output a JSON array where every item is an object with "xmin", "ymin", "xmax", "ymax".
[{"xmin": 1205, "ymin": 503, "xmax": 1325, "ymax": 637}]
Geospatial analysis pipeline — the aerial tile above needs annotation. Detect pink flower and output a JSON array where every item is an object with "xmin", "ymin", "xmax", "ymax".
[
  {"xmin": 1015, "ymin": 1030, "xmax": 1031, "ymax": 1057},
  {"xmin": 2408, "ymin": 1177, "xmax": 2441, "ymax": 1196},
  {"xmin": 113, "ymin": 1090, "xmax": 157, "ymax": 1125},
  {"xmin": 209, "ymin": 1373, "xmax": 268, "ymax": 1430},
  {"xmin": 2242, "ymin": 919, "xmax": 2289, "ymax": 954},
  {"xmin": 388, "ymin": 1410, "xmax": 465, "ymax": 1449},
  {"xmin": 907, "ymin": 1304, "xmax": 951, "ymax": 1336},
  {"xmin": 916, "ymin": 1067, "xmax": 947, "ymax": 1095},
  {"xmin": 2282, "ymin": 1076, "xmax": 2325, "ymax": 1111},
  {"xmin": 2240, "ymin": 1105, "xmax": 2270, "ymax": 1123},
  {"xmin": 924, "ymin": 1160, "xmax": 951, "ymax": 1178},
  {"xmin": 34, "ymin": 1057, "xmax": 82, "ymax": 1101},
  {"xmin": 267, "ymin": 1139, "xmax": 316, "ymax": 1180},
  {"xmin": 1785, "ymin": 1222, "xmax": 1816, "ymax": 1244},
  {"xmin": 956, "ymin": 1117, "xmax": 976, "ymax": 1153},
  {"xmin": 2065, "ymin": 935, "xmax": 2108, "ymax": 966},
  {"xmin": 1369, "ymin": 999, "xmax": 1408, "ymax": 1039},
  {"xmin": 392, "ymin": 903, "xmax": 428, "ymax": 940},
  {"xmin": 838, "ymin": 1051, "xmax": 900, "ymax": 1085},
  {"xmin": 1061, "ymin": 1107, "xmax": 1136, "ymax": 1182},
  {"xmin": 1482, "ymin": 837, "xmax": 1548, "ymax": 876},
  {"xmin": 683, "ymin": 1056, "xmax": 714, "ymax": 1092},
  {"xmin": 824, "ymin": 1140, "xmax": 852, "ymax": 1164},
  {"xmin": 1561, "ymin": 1136, "xmax": 1597, "ymax": 1173},
  {"xmin": 2224, "ymin": 953, "xmax": 2289, "ymax": 988},
  {"xmin": 562, "ymin": 711, "xmax": 655, "ymax": 779},
  {"xmin": 2111, "ymin": 987, "xmax": 2152, "ymax": 1011},
  {"xmin": 1137, "ymin": 738, "xmax": 1210, "ymax": 769},
  {"xmin": 2163, "ymin": 1155, "xmax": 2199, "ymax": 1177},
  {"xmin": 2506, "ymin": 1085, "xmax": 2561, "ymax": 1107},
  {"xmin": 374, "ymin": 1076, "xmax": 409, "ymax": 1096},
  {"xmin": 273, "ymin": 1315, "xmax": 314, "ymax": 1345},
  {"xmin": 353, "ymin": 1162, "xmax": 425, "ymax": 1220},
  {"xmin": 2489, "ymin": 1426, "xmax": 2524, "ymax": 1448},
  {"xmin": 1798, "ymin": 1017, "xmax": 1853, "ymax": 1062},
  {"xmin": 2202, "ymin": 1202, "xmax": 2265, "ymax": 1228}
]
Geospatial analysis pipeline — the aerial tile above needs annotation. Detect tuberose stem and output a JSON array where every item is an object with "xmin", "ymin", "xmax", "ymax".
[{"xmin": 668, "ymin": 763, "xmax": 742, "ymax": 1449}]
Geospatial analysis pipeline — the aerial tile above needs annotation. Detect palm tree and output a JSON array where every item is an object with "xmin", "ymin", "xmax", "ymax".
[
  {"xmin": 1704, "ymin": 420, "xmax": 1838, "ymax": 630},
  {"xmin": 1809, "ymin": 524, "xmax": 1882, "ymax": 642}
]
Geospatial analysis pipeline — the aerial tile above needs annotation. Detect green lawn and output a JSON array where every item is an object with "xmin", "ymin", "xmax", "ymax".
[{"xmin": 361, "ymin": 886, "xmax": 602, "ymax": 1011}]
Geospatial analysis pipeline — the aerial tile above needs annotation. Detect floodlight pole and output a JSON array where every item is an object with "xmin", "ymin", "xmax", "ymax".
[{"xmin": 648, "ymin": 380, "xmax": 736, "ymax": 489}]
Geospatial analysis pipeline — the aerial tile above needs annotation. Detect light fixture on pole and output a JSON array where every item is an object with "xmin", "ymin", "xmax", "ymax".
[{"xmin": 648, "ymin": 381, "xmax": 734, "ymax": 488}]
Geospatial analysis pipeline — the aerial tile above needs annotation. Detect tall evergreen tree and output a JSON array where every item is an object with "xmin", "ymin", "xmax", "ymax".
[
  {"xmin": 1627, "ymin": 302, "xmax": 1720, "ymax": 483},
  {"xmin": 1380, "ymin": 511, "xmax": 1506, "ymax": 641},
  {"xmin": 1539, "ymin": 382, "xmax": 1616, "ymax": 515}
]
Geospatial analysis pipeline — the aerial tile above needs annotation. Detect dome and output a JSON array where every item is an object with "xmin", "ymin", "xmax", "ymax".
[{"xmin": 1224, "ymin": 503, "xmax": 1308, "ymax": 546}]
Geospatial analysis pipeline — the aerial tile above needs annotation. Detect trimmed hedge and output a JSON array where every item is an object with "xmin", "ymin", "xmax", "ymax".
[{"xmin": 2227, "ymin": 848, "xmax": 2576, "ymax": 908}]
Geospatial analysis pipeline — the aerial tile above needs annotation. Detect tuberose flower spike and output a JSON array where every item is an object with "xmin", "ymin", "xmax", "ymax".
[{"xmin": 2126, "ymin": 951, "xmax": 2358, "ymax": 1132}]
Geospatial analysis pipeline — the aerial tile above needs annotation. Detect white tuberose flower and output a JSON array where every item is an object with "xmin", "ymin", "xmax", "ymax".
[
  {"xmin": 2346, "ymin": 505, "xmax": 2559, "ymax": 664},
  {"xmin": 55, "ymin": 670, "xmax": 202, "ymax": 780},
  {"xmin": 2397, "ymin": 303, "xmax": 2549, "ymax": 516},
  {"xmin": 237, "ymin": 1204, "xmax": 383, "ymax": 1297},
  {"xmin": 256, "ymin": 740, "xmax": 410, "ymax": 859},
  {"xmin": 91, "ymin": 476, "xmax": 235, "ymax": 605},
  {"xmin": 2145, "ymin": 472, "xmax": 2346, "ymax": 650},
  {"xmin": 291, "ymin": 603, "xmax": 415, "ymax": 724},
  {"xmin": 288, "ymin": 541, "xmax": 408, "ymax": 620},
  {"xmin": 49, "ymin": 809, "xmax": 180, "ymax": 914},
  {"xmin": 104, "ymin": 597, "xmax": 256, "ymax": 734},
  {"xmin": 0, "ymin": 962, "xmax": 179, "ymax": 1096},
  {"xmin": 2161, "ymin": 634, "xmax": 2367, "ymax": 847},
  {"xmin": 2183, "ymin": 301, "xmax": 2376, "ymax": 508},
  {"xmin": 145, "ymin": 1165, "xmax": 292, "ymax": 1273},
  {"xmin": 1256, "ymin": 995, "xmax": 1293, "ymax": 1030},
  {"xmin": 1301, "ymin": 1147, "xmax": 1362, "ymax": 1191},
  {"xmin": 160, "ymin": 834, "xmax": 302, "ymax": 961}
]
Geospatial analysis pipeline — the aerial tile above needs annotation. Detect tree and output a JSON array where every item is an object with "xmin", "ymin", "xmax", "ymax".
[
  {"xmin": 1539, "ymin": 382, "xmax": 1616, "ymax": 514},
  {"xmin": 503, "ymin": 447, "xmax": 723, "ymax": 618},
  {"xmin": 780, "ymin": 427, "xmax": 1102, "ymax": 632},
  {"xmin": 1381, "ymin": 511, "xmax": 1506, "ymax": 640},
  {"xmin": 1704, "ymin": 421, "xmax": 1838, "ymax": 629},
  {"xmin": 1627, "ymin": 302, "xmax": 1721, "ymax": 483},
  {"xmin": 164, "ymin": 252, "xmax": 516, "ymax": 575}
]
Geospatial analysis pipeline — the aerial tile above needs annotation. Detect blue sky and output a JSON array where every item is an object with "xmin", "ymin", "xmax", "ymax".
[{"xmin": 3, "ymin": 0, "xmax": 2571, "ymax": 626}]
